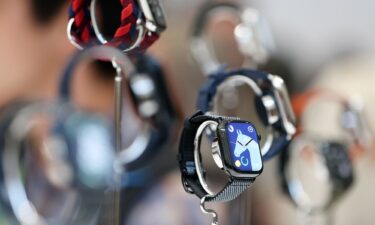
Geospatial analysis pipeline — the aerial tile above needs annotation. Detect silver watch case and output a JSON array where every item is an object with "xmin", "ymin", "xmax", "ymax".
[
  {"xmin": 138, "ymin": 0, "xmax": 167, "ymax": 33},
  {"xmin": 213, "ymin": 74, "xmax": 296, "ymax": 157},
  {"xmin": 215, "ymin": 120, "xmax": 263, "ymax": 178},
  {"xmin": 268, "ymin": 74, "xmax": 297, "ymax": 138},
  {"xmin": 194, "ymin": 119, "xmax": 262, "ymax": 195}
]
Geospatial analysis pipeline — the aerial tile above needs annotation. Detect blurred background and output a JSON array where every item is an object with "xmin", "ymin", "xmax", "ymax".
[
  {"xmin": 148, "ymin": 1, "xmax": 375, "ymax": 225},
  {"xmin": 1, "ymin": 0, "xmax": 375, "ymax": 224}
]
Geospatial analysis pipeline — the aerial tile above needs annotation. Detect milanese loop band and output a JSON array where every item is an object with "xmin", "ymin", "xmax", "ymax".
[
  {"xmin": 206, "ymin": 179, "xmax": 253, "ymax": 202},
  {"xmin": 292, "ymin": 88, "xmax": 371, "ymax": 155}
]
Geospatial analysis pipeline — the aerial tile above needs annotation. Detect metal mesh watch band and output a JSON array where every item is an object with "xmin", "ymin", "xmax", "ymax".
[
  {"xmin": 183, "ymin": 176, "xmax": 253, "ymax": 202},
  {"xmin": 206, "ymin": 178, "xmax": 253, "ymax": 202},
  {"xmin": 178, "ymin": 111, "xmax": 254, "ymax": 202}
]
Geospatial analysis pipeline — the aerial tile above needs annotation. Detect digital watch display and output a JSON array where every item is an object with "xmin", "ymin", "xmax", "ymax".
[
  {"xmin": 218, "ymin": 121, "xmax": 262, "ymax": 174},
  {"xmin": 178, "ymin": 111, "xmax": 262, "ymax": 206}
]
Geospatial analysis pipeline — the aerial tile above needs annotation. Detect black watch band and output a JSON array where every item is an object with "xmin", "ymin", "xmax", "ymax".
[{"xmin": 178, "ymin": 111, "xmax": 254, "ymax": 202}]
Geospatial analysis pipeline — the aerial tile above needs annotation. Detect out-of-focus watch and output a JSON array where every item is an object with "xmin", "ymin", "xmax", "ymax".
[
  {"xmin": 280, "ymin": 89, "xmax": 371, "ymax": 214},
  {"xmin": 0, "ymin": 102, "xmax": 114, "ymax": 225},
  {"xmin": 191, "ymin": 1, "xmax": 275, "ymax": 75},
  {"xmin": 198, "ymin": 68, "xmax": 296, "ymax": 161}
]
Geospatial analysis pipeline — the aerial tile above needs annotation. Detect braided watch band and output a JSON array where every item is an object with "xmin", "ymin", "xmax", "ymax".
[
  {"xmin": 69, "ymin": 0, "xmax": 92, "ymax": 43},
  {"xmin": 69, "ymin": 0, "xmax": 159, "ymax": 51},
  {"xmin": 178, "ymin": 111, "xmax": 254, "ymax": 202}
]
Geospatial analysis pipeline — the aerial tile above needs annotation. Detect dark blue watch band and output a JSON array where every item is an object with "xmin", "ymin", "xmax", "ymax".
[
  {"xmin": 197, "ymin": 67, "xmax": 289, "ymax": 161},
  {"xmin": 59, "ymin": 50, "xmax": 82, "ymax": 100},
  {"xmin": 59, "ymin": 49, "xmax": 176, "ymax": 170}
]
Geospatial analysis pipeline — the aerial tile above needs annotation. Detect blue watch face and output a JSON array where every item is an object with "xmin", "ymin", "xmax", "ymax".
[{"xmin": 226, "ymin": 122, "xmax": 262, "ymax": 173}]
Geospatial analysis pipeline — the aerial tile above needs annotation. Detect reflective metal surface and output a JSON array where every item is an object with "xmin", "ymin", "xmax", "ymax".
[
  {"xmin": 194, "ymin": 120, "xmax": 219, "ymax": 196},
  {"xmin": 190, "ymin": 3, "xmax": 274, "ymax": 76},
  {"xmin": 269, "ymin": 74, "xmax": 297, "ymax": 138},
  {"xmin": 1, "ymin": 102, "xmax": 113, "ymax": 225}
]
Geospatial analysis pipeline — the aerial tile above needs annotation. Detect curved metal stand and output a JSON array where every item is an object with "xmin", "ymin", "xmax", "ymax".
[{"xmin": 200, "ymin": 196, "xmax": 219, "ymax": 225}]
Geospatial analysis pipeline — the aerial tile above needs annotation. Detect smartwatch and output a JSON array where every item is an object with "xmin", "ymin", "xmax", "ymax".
[
  {"xmin": 121, "ymin": 53, "xmax": 178, "ymax": 169},
  {"xmin": 292, "ymin": 89, "xmax": 372, "ymax": 152},
  {"xmin": 59, "ymin": 46, "xmax": 176, "ymax": 169},
  {"xmin": 191, "ymin": 1, "xmax": 275, "ymax": 75},
  {"xmin": 68, "ymin": 0, "xmax": 166, "ymax": 52},
  {"xmin": 280, "ymin": 89, "xmax": 371, "ymax": 213},
  {"xmin": 198, "ymin": 68, "xmax": 296, "ymax": 161},
  {"xmin": 0, "ymin": 102, "xmax": 114, "ymax": 225},
  {"xmin": 280, "ymin": 135, "xmax": 354, "ymax": 214},
  {"xmin": 178, "ymin": 111, "xmax": 263, "ymax": 202},
  {"xmin": 191, "ymin": 2, "xmax": 295, "ymax": 161}
]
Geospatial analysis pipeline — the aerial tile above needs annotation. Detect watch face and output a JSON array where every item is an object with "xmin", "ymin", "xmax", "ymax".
[{"xmin": 225, "ymin": 122, "xmax": 262, "ymax": 173}]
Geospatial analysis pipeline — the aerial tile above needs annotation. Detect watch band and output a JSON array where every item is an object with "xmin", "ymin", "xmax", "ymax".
[
  {"xmin": 191, "ymin": 2, "xmax": 241, "ymax": 75},
  {"xmin": 292, "ymin": 89, "xmax": 348, "ymax": 133},
  {"xmin": 60, "ymin": 47, "xmax": 177, "ymax": 171},
  {"xmin": 119, "ymin": 54, "xmax": 177, "ymax": 170},
  {"xmin": 279, "ymin": 88, "xmax": 364, "ymax": 212},
  {"xmin": 291, "ymin": 88, "xmax": 369, "ymax": 157},
  {"xmin": 0, "ymin": 102, "xmax": 112, "ymax": 225},
  {"xmin": 178, "ymin": 111, "xmax": 254, "ymax": 202},
  {"xmin": 279, "ymin": 135, "xmax": 354, "ymax": 213},
  {"xmin": 192, "ymin": 2, "xmax": 239, "ymax": 39},
  {"xmin": 197, "ymin": 68, "xmax": 290, "ymax": 161},
  {"xmin": 68, "ymin": 0, "xmax": 159, "ymax": 51},
  {"xmin": 59, "ymin": 46, "xmax": 128, "ymax": 100}
]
